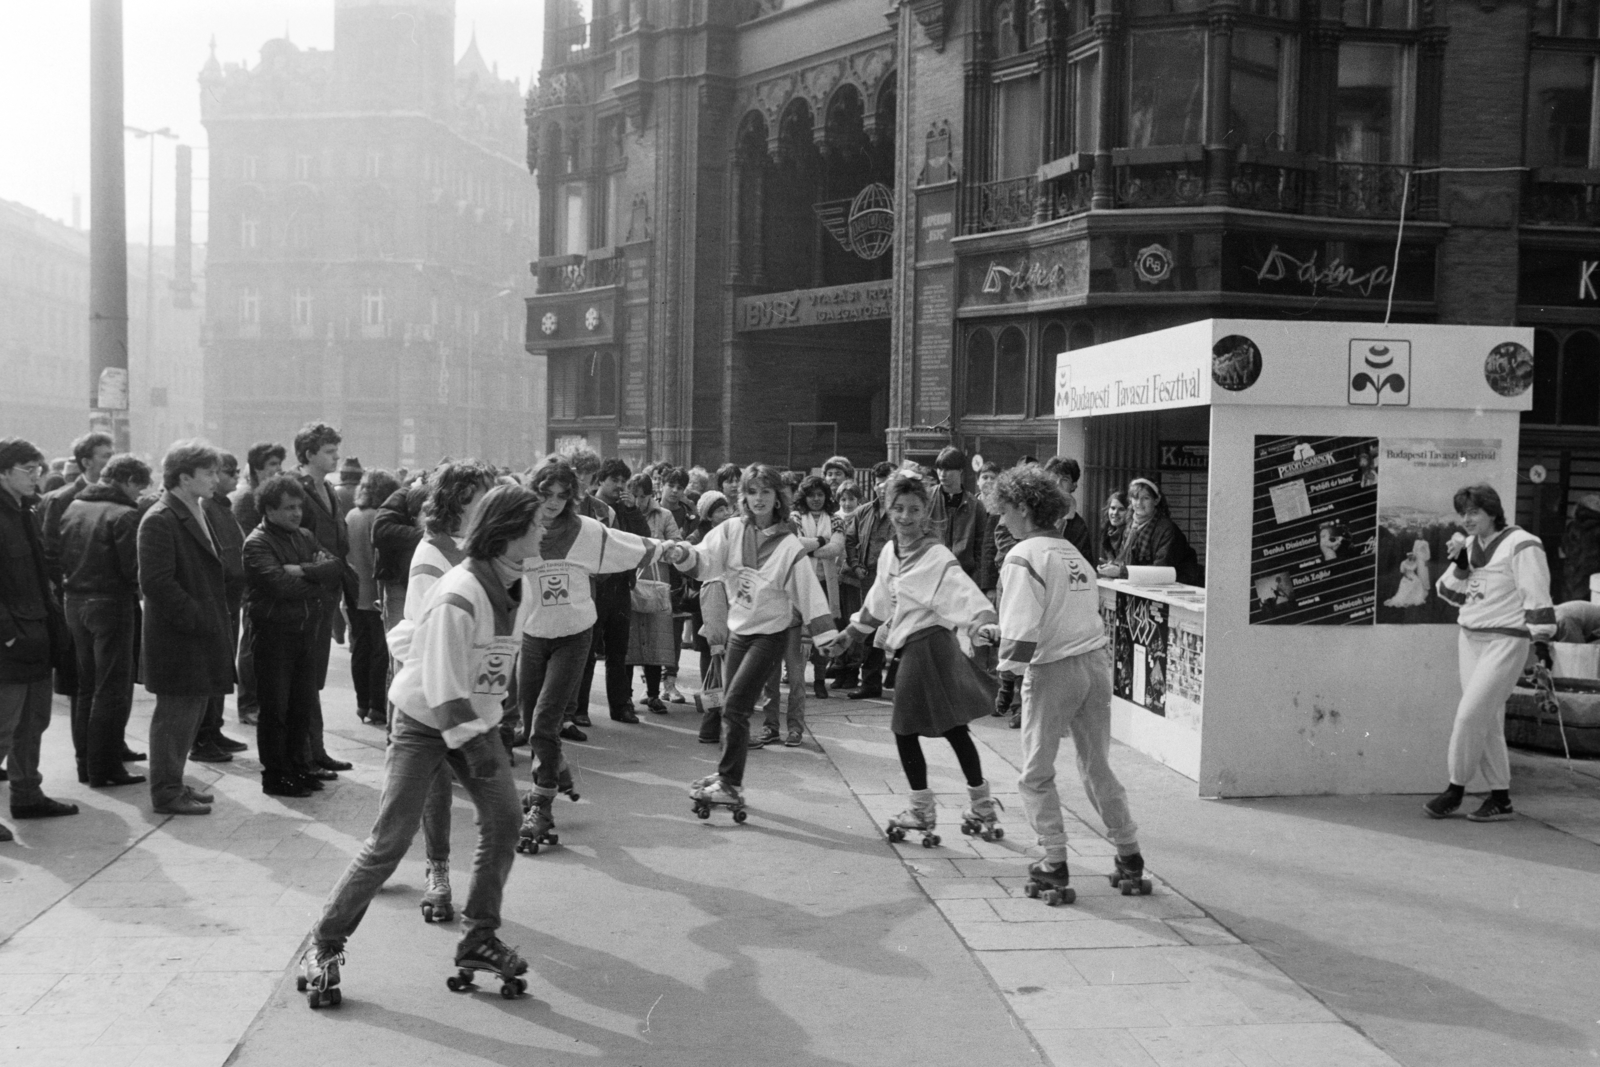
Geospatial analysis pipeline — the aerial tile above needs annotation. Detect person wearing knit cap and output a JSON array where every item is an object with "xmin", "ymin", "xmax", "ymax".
[
  {"xmin": 822, "ymin": 456, "xmax": 855, "ymax": 495},
  {"xmin": 1098, "ymin": 477, "xmax": 1201, "ymax": 585},
  {"xmin": 696, "ymin": 491, "xmax": 729, "ymax": 525}
]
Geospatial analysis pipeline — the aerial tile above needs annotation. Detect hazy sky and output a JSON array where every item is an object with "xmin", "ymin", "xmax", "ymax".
[{"xmin": 0, "ymin": 1, "xmax": 545, "ymax": 245}]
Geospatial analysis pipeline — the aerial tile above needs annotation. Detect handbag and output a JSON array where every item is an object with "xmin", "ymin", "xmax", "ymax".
[{"xmin": 630, "ymin": 577, "xmax": 672, "ymax": 614}]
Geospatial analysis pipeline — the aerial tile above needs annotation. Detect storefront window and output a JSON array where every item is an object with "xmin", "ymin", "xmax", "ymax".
[
  {"xmin": 1526, "ymin": 51, "xmax": 1599, "ymax": 168},
  {"xmin": 549, "ymin": 349, "xmax": 618, "ymax": 420},
  {"xmin": 996, "ymin": 326, "xmax": 1028, "ymax": 415},
  {"xmin": 1335, "ymin": 42, "xmax": 1412, "ymax": 163},
  {"xmin": 966, "ymin": 331, "xmax": 995, "ymax": 416},
  {"xmin": 1231, "ymin": 30, "xmax": 1293, "ymax": 149},
  {"xmin": 1127, "ymin": 30, "xmax": 1206, "ymax": 148}
]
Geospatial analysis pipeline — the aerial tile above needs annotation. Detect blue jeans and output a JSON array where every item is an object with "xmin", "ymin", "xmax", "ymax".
[
  {"xmin": 519, "ymin": 629, "xmax": 592, "ymax": 791},
  {"xmin": 761, "ymin": 625, "xmax": 806, "ymax": 731},
  {"xmin": 313, "ymin": 710, "xmax": 521, "ymax": 946},
  {"xmin": 65, "ymin": 595, "xmax": 137, "ymax": 778},
  {"xmin": 717, "ymin": 630, "xmax": 789, "ymax": 788}
]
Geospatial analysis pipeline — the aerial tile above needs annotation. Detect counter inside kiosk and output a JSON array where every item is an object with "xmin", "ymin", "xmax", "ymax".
[{"xmin": 1054, "ymin": 320, "xmax": 1535, "ymax": 798}]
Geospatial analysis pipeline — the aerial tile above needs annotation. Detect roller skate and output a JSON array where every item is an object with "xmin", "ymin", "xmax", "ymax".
[
  {"xmin": 296, "ymin": 941, "xmax": 344, "ymax": 1008},
  {"xmin": 517, "ymin": 791, "xmax": 558, "ymax": 854},
  {"xmin": 420, "ymin": 859, "xmax": 454, "ymax": 922},
  {"xmin": 447, "ymin": 931, "xmax": 528, "ymax": 1000},
  {"xmin": 1107, "ymin": 852, "xmax": 1153, "ymax": 896},
  {"xmin": 885, "ymin": 788, "xmax": 940, "ymax": 848},
  {"xmin": 1023, "ymin": 857, "xmax": 1076, "ymax": 906},
  {"xmin": 689, "ymin": 775, "xmax": 747, "ymax": 823},
  {"xmin": 557, "ymin": 757, "xmax": 580, "ymax": 802},
  {"xmin": 959, "ymin": 780, "xmax": 1005, "ymax": 842}
]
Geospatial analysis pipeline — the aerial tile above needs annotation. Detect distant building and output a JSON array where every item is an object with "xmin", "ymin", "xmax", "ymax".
[
  {"xmin": 199, "ymin": 0, "xmax": 542, "ymax": 471},
  {"xmin": 0, "ymin": 196, "xmax": 204, "ymax": 460}
]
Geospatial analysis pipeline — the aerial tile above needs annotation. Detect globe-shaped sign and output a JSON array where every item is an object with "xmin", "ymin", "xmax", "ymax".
[{"xmin": 847, "ymin": 183, "xmax": 895, "ymax": 260}]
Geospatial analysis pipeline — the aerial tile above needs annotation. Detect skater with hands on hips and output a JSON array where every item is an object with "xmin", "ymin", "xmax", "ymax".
[
  {"xmin": 826, "ymin": 470, "xmax": 1004, "ymax": 848},
  {"xmin": 299, "ymin": 484, "xmax": 545, "ymax": 1008},
  {"xmin": 992, "ymin": 466, "xmax": 1150, "ymax": 904}
]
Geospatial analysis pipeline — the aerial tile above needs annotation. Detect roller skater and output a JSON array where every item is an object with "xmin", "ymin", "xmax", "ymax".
[
  {"xmin": 825, "ymin": 467, "xmax": 1001, "ymax": 852},
  {"xmin": 447, "ymin": 930, "xmax": 529, "ymax": 1000},
  {"xmin": 301, "ymin": 486, "xmax": 540, "ymax": 1008},
  {"xmin": 1023, "ymin": 857, "xmax": 1076, "ymax": 906},
  {"xmin": 884, "ymin": 788, "xmax": 939, "ymax": 847},
  {"xmin": 989, "ymin": 466, "xmax": 1148, "ymax": 908},
  {"xmin": 960, "ymin": 781, "xmax": 1005, "ymax": 842},
  {"xmin": 1109, "ymin": 852, "xmax": 1152, "ymax": 895},
  {"xmin": 689, "ymin": 774, "xmax": 747, "ymax": 823},
  {"xmin": 297, "ymin": 942, "xmax": 343, "ymax": 1008},
  {"xmin": 419, "ymin": 859, "xmax": 454, "ymax": 922},
  {"xmin": 517, "ymin": 791, "xmax": 558, "ymax": 853}
]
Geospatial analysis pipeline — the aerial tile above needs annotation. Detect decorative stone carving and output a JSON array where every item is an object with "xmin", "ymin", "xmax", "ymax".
[{"xmin": 909, "ymin": 0, "xmax": 951, "ymax": 51}]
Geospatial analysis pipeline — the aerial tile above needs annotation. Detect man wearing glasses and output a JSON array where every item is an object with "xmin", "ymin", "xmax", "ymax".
[{"xmin": 0, "ymin": 438, "xmax": 81, "ymax": 842}]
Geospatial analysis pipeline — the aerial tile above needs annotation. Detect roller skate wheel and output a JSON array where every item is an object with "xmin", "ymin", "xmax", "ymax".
[
  {"xmin": 446, "ymin": 975, "xmax": 464, "ymax": 992},
  {"xmin": 1138, "ymin": 878, "xmax": 1153, "ymax": 895},
  {"xmin": 886, "ymin": 826, "xmax": 905, "ymax": 843},
  {"xmin": 307, "ymin": 990, "xmax": 323, "ymax": 1009},
  {"xmin": 527, "ymin": 841, "xmax": 540, "ymax": 855},
  {"xmin": 922, "ymin": 833, "xmax": 940, "ymax": 848},
  {"xmin": 694, "ymin": 803, "xmax": 710, "ymax": 819},
  {"xmin": 326, "ymin": 987, "xmax": 341, "ymax": 1006},
  {"xmin": 421, "ymin": 904, "xmax": 435, "ymax": 922},
  {"xmin": 545, "ymin": 833, "xmax": 559, "ymax": 845},
  {"xmin": 1024, "ymin": 882, "xmax": 1040, "ymax": 899},
  {"xmin": 1119, "ymin": 880, "xmax": 1134, "ymax": 896},
  {"xmin": 514, "ymin": 977, "xmax": 528, "ymax": 995},
  {"xmin": 566, "ymin": 791, "xmax": 581, "ymax": 802},
  {"xmin": 991, "ymin": 827, "xmax": 1004, "ymax": 840},
  {"xmin": 296, "ymin": 976, "xmax": 308, "ymax": 992},
  {"xmin": 960, "ymin": 822, "xmax": 976, "ymax": 837},
  {"xmin": 732, "ymin": 809, "xmax": 748, "ymax": 823},
  {"xmin": 500, "ymin": 982, "xmax": 519, "ymax": 1000}
]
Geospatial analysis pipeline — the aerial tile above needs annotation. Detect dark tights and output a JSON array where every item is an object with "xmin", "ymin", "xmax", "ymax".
[{"xmin": 896, "ymin": 725, "xmax": 984, "ymax": 790}]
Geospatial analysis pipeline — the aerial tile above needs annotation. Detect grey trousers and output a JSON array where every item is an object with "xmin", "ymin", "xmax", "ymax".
[
  {"xmin": 148, "ymin": 693, "xmax": 211, "ymax": 808},
  {"xmin": 0, "ymin": 678, "xmax": 55, "ymax": 807}
]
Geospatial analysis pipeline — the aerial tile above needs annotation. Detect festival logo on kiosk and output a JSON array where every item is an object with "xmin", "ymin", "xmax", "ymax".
[
  {"xmin": 1348, "ymin": 339, "xmax": 1410, "ymax": 406},
  {"xmin": 1483, "ymin": 341, "xmax": 1534, "ymax": 397},
  {"xmin": 1211, "ymin": 334, "xmax": 1262, "ymax": 392}
]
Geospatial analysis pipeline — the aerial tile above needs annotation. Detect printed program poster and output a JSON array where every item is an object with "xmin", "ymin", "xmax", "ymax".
[
  {"xmin": 1116, "ymin": 593, "xmax": 1168, "ymax": 716},
  {"xmin": 1165, "ymin": 620, "xmax": 1204, "ymax": 730},
  {"xmin": 1374, "ymin": 438, "xmax": 1501, "ymax": 625},
  {"xmin": 1251, "ymin": 435, "xmax": 1380, "ymax": 625}
]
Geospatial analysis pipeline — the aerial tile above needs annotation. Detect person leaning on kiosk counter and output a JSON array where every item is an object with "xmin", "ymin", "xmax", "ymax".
[{"xmin": 1096, "ymin": 478, "xmax": 1202, "ymax": 586}]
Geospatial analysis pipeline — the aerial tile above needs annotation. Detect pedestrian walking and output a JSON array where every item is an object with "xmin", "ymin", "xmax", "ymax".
[
  {"xmin": 138, "ymin": 441, "xmax": 237, "ymax": 816},
  {"xmin": 827, "ymin": 471, "xmax": 1002, "ymax": 845},
  {"xmin": 986, "ymin": 464, "xmax": 1148, "ymax": 900},
  {"xmin": 298, "ymin": 484, "xmax": 544, "ymax": 1008},
  {"xmin": 1428, "ymin": 484, "xmax": 1555, "ymax": 822}
]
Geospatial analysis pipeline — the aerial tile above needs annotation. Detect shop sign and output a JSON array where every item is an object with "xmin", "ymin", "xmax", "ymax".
[
  {"xmin": 735, "ymin": 280, "xmax": 894, "ymax": 331},
  {"xmin": 1054, "ymin": 332, "xmax": 1211, "ymax": 418},
  {"xmin": 1159, "ymin": 442, "xmax": 1208, "ymax": 471},
  {"xmin": 960, "ymin": 241, "xmax": 1088, "ymax": 307},
  {"xmin": 916, "ymin": 185, "xmax": 955, "ymax": 263},
  {"xmin": 1222, "ymin": 234, "xmax": 1435, "ymax": 303},
  {"xmin": 815, "ymin": 183, "xmax": 896, "ymax": 261},
  {"xmin": 1519, "ymin": 248, "xmax": 1600, "ymax": 308}
]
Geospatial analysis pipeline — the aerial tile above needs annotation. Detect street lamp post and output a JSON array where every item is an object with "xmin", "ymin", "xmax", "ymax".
[{"xmin": 125, "ymin": 123, "xmax": 178, "ymax": 439}]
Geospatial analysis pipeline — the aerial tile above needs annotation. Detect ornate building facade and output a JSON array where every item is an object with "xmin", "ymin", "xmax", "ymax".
[
  {"xmin": 530, "ymin": 0, "xmax": 1599, "ymax": 543},
  {"xmin": 201, "ymin": 0, "xmax": 542, "ymax": 470}
]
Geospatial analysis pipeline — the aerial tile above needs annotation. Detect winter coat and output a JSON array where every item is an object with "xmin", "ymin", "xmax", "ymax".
[
  {"xmin": 296, "ymin": 470, "xmax": 356, "ymax": 605},
  {"xmin": 930, "ymin": 489, "xmax": 981, "ymax": 578},
  {"xmin": 58, "ymin": 482, "xmax": 142, "ymax": 599},
  {"xmin": 845, "ymin": 500, "xmax": 893, "ymax": 588},
  {"xmin": 346, "ymin": 507, "xmax": 381, "ymax": 609},
  {"xmin": 1112, "ymin": 512, "xmax": 1202, "ymax": 586},
  {"xmin": 1561, "ymin": 499, "xmax": 1600, "ymax": 602},
  {"xmin": 373, "ymin": 483, "xmax": 427, "ymax": 583},
  {"xmin": 0, "ymin": 488, "xmax": 58, "ymax": 683},
  {"xmin": 38, "ymin": 475, "xmax": 89, "ymax": 583},
  {"xmin": 243, "ymin": 519, "xmax": 344, "ymax": 630},
  {"xmin": 976, "ymin": 511, "xmax": 1001, "ymax": 594},
  {"xmin": 599, "ymin": 495, "xmax": 648, "ymax": 611},
  {"xmin": 795, "ymin": 509, "xmax": 845, "ymax": 616},
  {"xmin": 137, "ymin": 492, "xmax": 236, "ymax": 696}
]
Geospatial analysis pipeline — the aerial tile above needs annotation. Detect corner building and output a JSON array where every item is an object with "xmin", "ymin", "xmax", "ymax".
[
  {"xmin": 530, "ymin": 0, "xmax": 1598, "ymax": 548},
  {"xmin": 201, "ymin": 0, "xmax": 542, "ymax": 470}
]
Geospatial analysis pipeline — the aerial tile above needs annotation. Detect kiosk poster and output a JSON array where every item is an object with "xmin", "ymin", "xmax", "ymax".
[
  {"xmin": 1374, "ymin": 438, "xmax": 1502, "ymax": 625},
  {"xmin": 1250, "ymin": 435, "xmax": 1380, "ymax": 625},
  {"xmin": 1114, "ymin": 593, "xmax": 1168, "ymax": 715},
  {"xmin": 1165, "ymin": 621, "xmax": 1204, "ymax": 730}
]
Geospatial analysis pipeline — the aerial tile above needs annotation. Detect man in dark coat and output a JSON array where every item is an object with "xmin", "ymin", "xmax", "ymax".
[
  {"xmin": 292, "ymin": 422, "xmax": 354, "ymax": 773},
  {"xmin": 39, "ymin": 431, "xmax": 115, "ymax": 584},
  {"xmin": 592, "ymin": 459, "xmax": 642, "ymax": 723},
  {"xmin": 0, "ymin": 438, "xmax": 79, "ymax": 839},
  {"xmin": 59, "ymin": 453, "xmax": 152, "ymax": 787},
  {"xmin": 190, "ymin": 451, "xmax": 249, "ymax": 762},
  {"xmin": 931, "ymin": 446, "xmax": 981, "ymax": 578},
  {"xmin": 373, "ymin": 476, "xmax": 429, "ymax": 628},
  {"xmin": 138, "ymin": 441, "xmax": 236, "ymax": 815},
  {"xmin": 230, "ymin": 442, "xmax": 287, "ymax": 726},
  {"xmin": 843, "ymin": 461, "xmax": 895, "ymax": 699}
]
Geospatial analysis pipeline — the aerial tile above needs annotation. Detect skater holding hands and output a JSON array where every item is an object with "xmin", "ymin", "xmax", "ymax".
[
  {"xmin": 300, "ymin": 484, "xmax": 544, "ymax": 1007},
  {"xmin": 514, "ymin": 459, "xmax": 690, "ymax": 851},
  {"xmin": 980, "ymin": 466, "xmax": 1148, "ymax": 903},
  {"xmin": 825, "ymin": 470, "xmax": 1003, "ymax": 846},
  {"xmin": 673, "ymin": 464, "xmax": 837, "ymax": 815}
]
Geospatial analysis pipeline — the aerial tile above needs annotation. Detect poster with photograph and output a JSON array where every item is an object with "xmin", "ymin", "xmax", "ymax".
[
  {"xmin": 1250, "ymin": 435, "xmax": 1380, "ymax": 625},
  {"xmin": 1116, "ymin": 593, "xmax": 1168, "ymax": 716},
  {"xmin": 1374, "ymin": 438, "xmax": 1502, "ymax": 625}
]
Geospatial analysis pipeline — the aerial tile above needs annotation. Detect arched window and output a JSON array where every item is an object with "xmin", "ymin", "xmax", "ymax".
[
  {"xmin": 1039, "ymin": 322, "xmax": 1067, "ymax": 415},
  {"xmin": 996, "ymin": 326, "xmax": 1028, "ymax": 414},
  {"xmin": 995, "ymin": 1, "xmax": 1020, "ymax": 57},
  {"xmin": 966, "ymin": 330, "xmax": 995, "ymax": 416}
]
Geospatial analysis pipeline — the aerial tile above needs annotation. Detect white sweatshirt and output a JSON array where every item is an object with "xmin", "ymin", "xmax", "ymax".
[
  {"xmin": 389, "ymin": 560, "xmax": 518, "ymax": 747},
  {"xmin": 996, "ymin": 531, "xmax": 1107, "ymax": 673},
  {"xmin": 386, "ymin": 534, "xmax": 466, "ymax": 663},
  {"xmin": 1435, "ymin": 526, "xmax": 1556, "ymax": 640},
  {"xmin": 850, "ymin": 537, "xmax": 997, "ymax": 651},
  {"xmin": 518, "ymin": 512, "xmax": 673, "ymax": 639},
  {"xmin": 677, "ymin": 516, "xmax": 838, "ymax": 643}
]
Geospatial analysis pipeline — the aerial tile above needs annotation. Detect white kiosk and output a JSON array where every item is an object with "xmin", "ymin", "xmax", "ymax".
[{"xmin": 1055, "ymin": 319, "xmax": 1536, "ymax": 797}]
